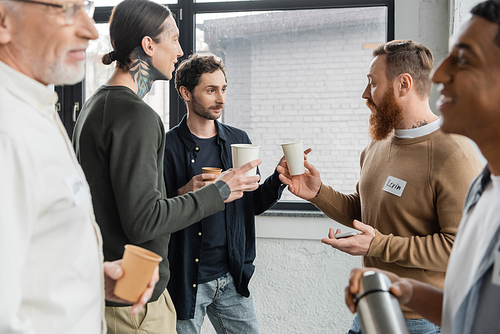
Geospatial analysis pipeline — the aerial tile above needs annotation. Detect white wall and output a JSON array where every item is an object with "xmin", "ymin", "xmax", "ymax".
[
  {"xmin": 450, "ymin": 0, "xmax": 484, "ymax": 36},
  {"xmin": 200, "ymin": 1, "xmax": 452, "ymax": 333},
  {"xmin": 395, "ymin": 0, "xmax": 449, "ymax": 115}
]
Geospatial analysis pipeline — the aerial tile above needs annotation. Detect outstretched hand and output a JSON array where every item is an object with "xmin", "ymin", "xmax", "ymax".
[
  {"xmin": 321, "ymin": 220, "xmax": 375, "ymax": 256},
  {"xmin": 103, "ymin": 260, "xmax": 159, "ymax": 316},
  {"xmin": 277, "ymin": 148, "xmax": 321, "ymax": 200}
]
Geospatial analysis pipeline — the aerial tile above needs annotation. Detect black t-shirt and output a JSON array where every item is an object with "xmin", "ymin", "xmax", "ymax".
[{"xmin": 192, "ymin": 134, "xmax": 229, "ymax": 283}]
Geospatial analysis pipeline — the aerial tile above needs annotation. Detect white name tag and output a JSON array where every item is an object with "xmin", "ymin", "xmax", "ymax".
[
  {"xmin": 65, "ymin": 173, "xmax": 89, "ymax": 206},
  {"xmin": 382, "ymin": 176, "xmax": 407, "ymax": 197},
  {"xmin": 492, "ymin": 249, "xmax": 500, "ymax": 286}
]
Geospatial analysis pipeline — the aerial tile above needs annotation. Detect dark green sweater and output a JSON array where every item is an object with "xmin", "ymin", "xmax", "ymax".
[{"xmin": 73, "ymin": 85, "xmax": 224, "ymax": 304}]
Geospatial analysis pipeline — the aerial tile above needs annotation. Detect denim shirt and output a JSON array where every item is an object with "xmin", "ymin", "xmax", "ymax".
[
  {"xmin": 451, "ymin": 166, "xmax": 500, "ymax": 333},
  {"xmin": 163, "ymin": 116, "xmax": 286, "ymax": 319}
]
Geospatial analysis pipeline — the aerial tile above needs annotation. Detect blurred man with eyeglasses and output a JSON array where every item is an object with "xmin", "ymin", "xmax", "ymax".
[
  {"xmin": 0, "ymin": 0, "xmax": 157, "ymax": 332},
  {"xmin": 278, "ymin": 40, "xmax": 483, "ymax": 334}
]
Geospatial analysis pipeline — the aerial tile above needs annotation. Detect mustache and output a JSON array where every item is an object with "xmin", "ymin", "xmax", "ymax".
[
  {"xmin": 365, "ymin": 99, "xmax": 377, "ymax": 111},
  {"xmin": 210, "ymin": 104, "xmax": 224, "ymax": 110}
]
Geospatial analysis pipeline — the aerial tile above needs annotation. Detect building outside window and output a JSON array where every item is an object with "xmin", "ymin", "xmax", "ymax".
[{"xmin": 196, "ymin": 8, "xmax": 386, "ymax": 200}]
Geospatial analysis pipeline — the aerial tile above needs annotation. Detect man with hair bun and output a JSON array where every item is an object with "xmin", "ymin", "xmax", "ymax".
[
  {"xmin": 73, "ymin": 0, "xmax": 261, "ymax": 333},
  {"xmin": 278, "ymin": 40, "xmax": 483, "ymax": 334}
]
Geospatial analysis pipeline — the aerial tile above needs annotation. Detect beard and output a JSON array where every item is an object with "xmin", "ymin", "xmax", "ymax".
[
  {"xmin": 190, "ymin": 94, "xmax": 223, "ymax": 121},
  {"xmin": 43, "ymin": 56, "xmax": 86, "ymax": 86},
  {"xmin": 366, "ymin": 85, "xmax": 403, "ymax": 141}
]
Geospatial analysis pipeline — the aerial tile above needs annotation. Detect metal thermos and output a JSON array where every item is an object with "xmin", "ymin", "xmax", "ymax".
[{"xmin": 356, "ymin": 271, "xmax": 409, "ymax": 334}]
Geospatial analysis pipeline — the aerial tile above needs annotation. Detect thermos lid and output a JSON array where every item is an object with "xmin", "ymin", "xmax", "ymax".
[{"xmin": 358, "ymin": 271, "xmax": 392, "ymax": 295}]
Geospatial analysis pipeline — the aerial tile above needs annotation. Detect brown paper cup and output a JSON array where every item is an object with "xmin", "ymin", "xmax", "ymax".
[
  {"xmin": 202, "ymin": 167, "xmax": 222, "ymax": 182},
  {"xmin": 114, "ymin": 244, "xmax": 162, "ymax": 303}
]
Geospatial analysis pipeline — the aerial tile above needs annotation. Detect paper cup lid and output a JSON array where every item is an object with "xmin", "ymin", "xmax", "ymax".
[
  {"xmin": 281, "ymin": 140, "xmax": 303, "ymax": 146},
  {"xmin": 230, "ymin": 144, "xmax": 260, "ymax": 149}
]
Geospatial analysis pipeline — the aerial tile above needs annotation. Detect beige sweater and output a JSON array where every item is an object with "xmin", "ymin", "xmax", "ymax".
[{"xmin": 311, "ymin": 130, "xmax": 483, "ymax": 318}]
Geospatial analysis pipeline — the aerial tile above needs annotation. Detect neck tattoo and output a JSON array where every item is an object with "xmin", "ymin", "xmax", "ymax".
[
  {"xmin": 411, "ymin": 120, "xmax": 429, "ymax": 129},
  {"xmin": 129, "ymin": 48, "xmax": 164, "ymax": 98}
]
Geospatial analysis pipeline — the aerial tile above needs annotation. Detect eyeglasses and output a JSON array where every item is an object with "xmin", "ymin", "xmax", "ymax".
[{"xmin": 10, "ymin": 0, "xmax": 95, "ymax": 25}]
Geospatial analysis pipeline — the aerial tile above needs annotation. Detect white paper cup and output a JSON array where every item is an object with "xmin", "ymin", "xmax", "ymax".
[
  {"xmin": 281, "ymin": 140, "xmax": 305, "ymax": 176},
  {"xmin": 231, "ymin": 144, "xmax": 260, "ymax": 176}
]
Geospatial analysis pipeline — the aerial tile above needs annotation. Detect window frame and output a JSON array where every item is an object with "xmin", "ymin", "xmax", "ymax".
[{"xmin": 60, "ymin": 0, "xmax": 394, "ymax": 212}]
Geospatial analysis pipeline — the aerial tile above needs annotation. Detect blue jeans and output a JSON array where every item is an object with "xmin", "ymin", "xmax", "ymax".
[
  {"xmin": 176, "ymin": 272, "xmax": 259, "ymax": 334},
  {"xmin": 347, "ymin": 313, "xmax": 441, "ymax": 334}
]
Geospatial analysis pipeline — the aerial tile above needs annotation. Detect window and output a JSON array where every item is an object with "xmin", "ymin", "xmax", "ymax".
[
  {"xmin": 76, "ymin": 0, "xmax": 394, "ymax": 210},
  {"xmin": 195, "ymin": 7, "xmax": 388, "ymax": 201},
  {"xmin": 94, "ymin": 0, "xmax": 176, "ymax": 5}
]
